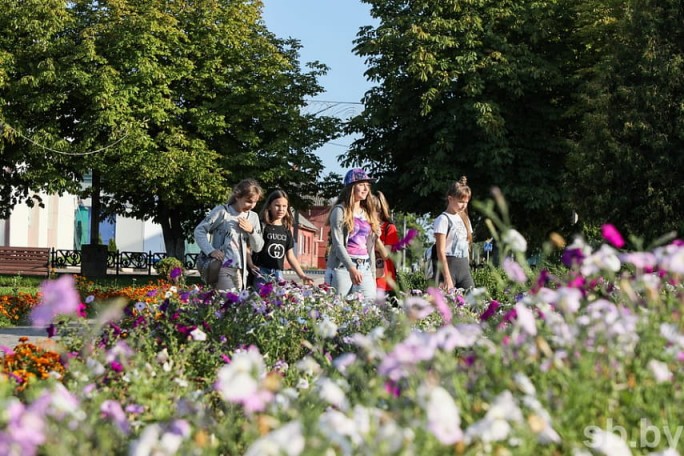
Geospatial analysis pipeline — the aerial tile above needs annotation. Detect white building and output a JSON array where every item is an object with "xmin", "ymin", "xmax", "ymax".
[{"xmin": 0, "ymin": 190, "xmax": 167, "ymax": 253}]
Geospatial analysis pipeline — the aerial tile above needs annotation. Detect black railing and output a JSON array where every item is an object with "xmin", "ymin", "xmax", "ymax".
[{"xmin": 50, "ymin": 249, "xmax": 200, "ymax": 276}]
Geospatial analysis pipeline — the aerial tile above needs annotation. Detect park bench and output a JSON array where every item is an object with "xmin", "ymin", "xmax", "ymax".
[{"xmin": 0, "ymin": 246, "xmax": 51, "ymax": 277}]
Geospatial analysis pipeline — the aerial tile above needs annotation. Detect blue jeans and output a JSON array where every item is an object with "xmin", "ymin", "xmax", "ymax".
[
  {"xmin": 254, "ymin": 267, "xmax": 284, "ymax": 289},
  {"xmin": 331, "ymin": 259, "xmax": 376, "ymax": 301}
]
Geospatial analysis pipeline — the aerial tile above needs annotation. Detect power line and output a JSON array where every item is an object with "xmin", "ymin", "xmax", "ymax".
[
  {"xmin": 304, "ymin": 99, "xmax": 364, "ymax": 105},
  {"xmin": 1, "ymin": 121, "xmax": 128, "ymax": 156}
]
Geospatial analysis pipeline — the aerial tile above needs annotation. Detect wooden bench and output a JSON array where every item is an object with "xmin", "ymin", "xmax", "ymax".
[{"xmin": 0, "ymin": 246, "xmax": 51, "ymax": 277}]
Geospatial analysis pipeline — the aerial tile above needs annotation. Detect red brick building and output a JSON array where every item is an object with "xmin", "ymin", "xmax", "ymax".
[
  {"xmin": 287, "ymin": 212, "xmax": 319, "ymax": 269},
  {"xmin": 303, "ymin": 197, "xmax": 334, "ymax": 269}
]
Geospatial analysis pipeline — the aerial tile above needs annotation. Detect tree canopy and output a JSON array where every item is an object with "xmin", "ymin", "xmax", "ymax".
[
  {"xmin": 0, "ymin": 0, "xmax": 340, "ymax": 257},
  {"xmin": 347, "ymin": 0, "xmax": 683, "ymax": 245}
]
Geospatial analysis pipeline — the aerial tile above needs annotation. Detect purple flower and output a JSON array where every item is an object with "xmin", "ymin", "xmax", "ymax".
[
  {"xmin": 531, "ymin": 269, "xmax": 550, "ymax": 293},
  {"xmin": 109, "ymin": 361, "xmax": 124, "ymax": 373},
  {"xmin": 259, "ymin": 282, "xmax": 274, "ymax": 297},
  {"xmin": 561, "ymin": 248, "xmax": 585, "ymax": 267},
  {"xmin": 169, "ymin": 267, "xmax": 182, "ymax": 280},
  {"xmin": 125, "ymin": 404, "xmax": 145, "ymax": 414},
  {"xmin": 46, "ymin": 324, "xmax": 57, "ymax": 338},
  {"xmin": 601, "ymin": 223, "xmax": 625, "ymax": 248},
  {"xmin": 100, "ymin": 400, "xmax": 130, "ymax": 434},
  {"xmin": 31, "ymin": 275, "xmax": 82, "ymax": 327}
]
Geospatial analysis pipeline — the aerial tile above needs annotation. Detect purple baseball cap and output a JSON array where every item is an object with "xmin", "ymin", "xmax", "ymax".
[{"xmin": 343, "ymin": 168, "xmax": 375, "ymax": 186}]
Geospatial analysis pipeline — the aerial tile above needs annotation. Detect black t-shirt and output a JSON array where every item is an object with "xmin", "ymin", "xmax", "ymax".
[{"xmin": 252, "ymin": 224, "xmax": 294, "ymax": 270}]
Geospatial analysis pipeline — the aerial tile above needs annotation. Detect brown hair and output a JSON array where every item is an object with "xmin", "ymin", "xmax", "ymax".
[
  {"xmin": 227, "ymin": 179, "xmax": 263, "ymax": 205},
  {"xmin": 260, "ymin": 189, "xmax": 294, "ymax": 229},
  {"xmin": 446, "ymin": 176, "xmax": 471, "ymax": 202},
  {"xmin": 374, "ymin": 191, "xmax": 393, "ymax": 224}
]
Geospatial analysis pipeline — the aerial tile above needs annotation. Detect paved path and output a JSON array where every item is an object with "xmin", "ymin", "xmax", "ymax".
[{"xmin": 0, "ymin": 325, "xmax": 53, "ymax": 349}]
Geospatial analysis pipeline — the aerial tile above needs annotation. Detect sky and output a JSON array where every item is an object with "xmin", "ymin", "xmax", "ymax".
[{"xmin": 262, "ymin": 0, "xmax": 375, "ymax": 176}]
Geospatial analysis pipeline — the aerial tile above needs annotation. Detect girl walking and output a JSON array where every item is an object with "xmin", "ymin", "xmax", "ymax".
[
  {"xmin": 325, "ymin": 168, "xmax": 380, "ymax": 300},
  {"xmin": 194, "ymin": 179, "xmax": 264, "ymax": 291},
  {"xmin": 250, "ymin": 189, "xmax": 314, "ymax": 288},
  {"xmin": 433, "ymin": 176, "xmax": 474, "ymax": 290}
]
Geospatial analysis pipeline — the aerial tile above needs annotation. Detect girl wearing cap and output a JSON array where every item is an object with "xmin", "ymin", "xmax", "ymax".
[{"xmin": 325, "ymin": 168, "xmax": 380, "ymax": 300}]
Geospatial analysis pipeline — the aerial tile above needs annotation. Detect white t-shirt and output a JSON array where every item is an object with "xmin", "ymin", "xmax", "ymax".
[{"xmin": 433, "ymin": 212, "xmax": 470, "ymax": 259}]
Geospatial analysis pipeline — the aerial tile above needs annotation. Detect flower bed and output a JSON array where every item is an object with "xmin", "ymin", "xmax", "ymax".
[{"xmin": 0, "ymin": 230, "xmax": 682, "ymax": 455}]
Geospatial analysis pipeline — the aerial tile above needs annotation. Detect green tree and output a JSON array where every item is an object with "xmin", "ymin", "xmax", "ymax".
[
  {"xmin": 0, "ymin": 0, "xmax": 339, "ymax": 259},
  {"xmin": 0, "ymin": 0, "xmax": 84, "ymax": 213},
  {"xmin": 566, "ymin": 0, "xmax": 684, "ymax": 241},
  {"xmin": 346, "ymin": 0, "xmax": 579, "ymax": 246}
]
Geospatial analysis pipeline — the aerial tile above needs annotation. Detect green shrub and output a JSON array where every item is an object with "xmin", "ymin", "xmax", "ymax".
[{"xmin": 154, "ymin": 257, "xmax": 184, "ymax": 280}]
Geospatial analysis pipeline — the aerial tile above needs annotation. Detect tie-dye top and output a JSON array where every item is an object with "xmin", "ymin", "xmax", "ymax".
[{"xmin": 346, "ymin": 213, "xmax": 371, "ymax": 258}]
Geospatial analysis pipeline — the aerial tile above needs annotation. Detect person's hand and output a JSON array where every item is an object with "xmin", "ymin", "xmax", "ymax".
[
  {"xmin": 442, "ymin": 277, "xmax": 454, "ymax": 291},
  {"xmin": 301, "ymin": 275, "xmax": 314, "ymax": 286},
  {"xmin": 238, "ymin": 218, "xmax": 254, "ymax": 234},
  {"xmin": 350, "ymin": 267, "xmax": 363, "ymax": 285},
  {"xmin": 210, "ymin": 249, "xmax": 224, "ymax": 261}
]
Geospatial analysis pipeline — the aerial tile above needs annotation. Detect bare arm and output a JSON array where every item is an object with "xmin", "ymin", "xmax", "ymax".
[{"xmin": 286, "ymin": 249, "xmax": 314, "ymax": 285}]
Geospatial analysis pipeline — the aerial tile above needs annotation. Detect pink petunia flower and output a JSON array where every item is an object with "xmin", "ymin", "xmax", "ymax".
[
  {"xmin": 427, "ymin": 287, "xmax": 452, "ymax": 325},
  {"xmin": 31, "ymin": 275, "xmax": 82, "ymax": 327},
  {"xmin": 601, "ymin": 224, "xmax": 625, "ymax": 248}
]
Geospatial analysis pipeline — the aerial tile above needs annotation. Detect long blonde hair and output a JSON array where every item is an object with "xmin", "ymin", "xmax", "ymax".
[{"xmin": 326, "ymin": 184, "xmax": 379, "ymax": 233}]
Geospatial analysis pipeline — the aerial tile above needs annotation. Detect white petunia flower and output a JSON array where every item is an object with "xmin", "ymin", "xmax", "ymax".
[
  {"xmin": 503, "ymin": 229, "xmax": 528, "ymax": 253},
  {"xmin": 316, "ymin": 317, "xmax": 338, "ymax": 339},
  {"xmin": 647, "ymin": 359, "xmax": 672, "ymax": 383},
  {"xmin": 190, "ymin": 327, "xmax": 207, "ymax": 341},
  {"xmin": 245, "ymin": 421, "xmax": 305, "ymax": 456},
  {"xmin": 425, "ymin": 386, "xmax": 463, "ymax": 444}
]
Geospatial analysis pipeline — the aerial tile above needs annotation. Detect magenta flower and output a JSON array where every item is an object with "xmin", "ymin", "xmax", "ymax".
[
  {"xmin": 479, "ymin": 300, "xmax": 500, "ymax": 321},
  {"xmin": 31, "ymin": 275, "xmax": 82, "ymax": 327},
  {"xmin": 601, "ymin": 223, "xmax": 625, "ymax": 248},
  {"xmin": 392, "ymin": 228, "xmax": 419, "ymax": 252},
  {"xmin": 385, "ymin": 381, "xmax": 401, "ymax": 397}
]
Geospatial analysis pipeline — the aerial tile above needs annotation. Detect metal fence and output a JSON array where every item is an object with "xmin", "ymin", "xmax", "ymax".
[{"xmin": 50, "ymin": 249, "xmax": 199, "ymax": 276}]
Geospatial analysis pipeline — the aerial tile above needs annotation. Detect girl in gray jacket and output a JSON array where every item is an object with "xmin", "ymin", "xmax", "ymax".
[{"xmin": 194, "ymin": 179, "xmax": 264, "ymax": 291}]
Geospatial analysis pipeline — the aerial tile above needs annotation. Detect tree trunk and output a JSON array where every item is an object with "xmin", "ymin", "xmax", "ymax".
[
  {"xmin": 158, "ymin": 203, "xmax": 186, "ymax": 261},
  {"xmin": 90, "ymin": 170, "xmax": 101, "ymax": 245}
]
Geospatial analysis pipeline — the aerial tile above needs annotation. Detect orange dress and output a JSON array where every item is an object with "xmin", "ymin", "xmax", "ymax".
[{"xmin": 376, "ymin": 222, "xmax": 400, "ymax": 291}]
